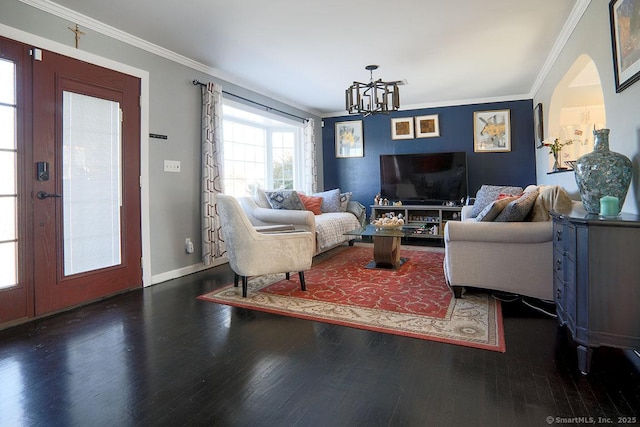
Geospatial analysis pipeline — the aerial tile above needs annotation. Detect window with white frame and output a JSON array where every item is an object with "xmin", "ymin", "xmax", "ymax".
[{"xmin": 222, "ymin": 101, "xmax": 304, "ymax": 197}]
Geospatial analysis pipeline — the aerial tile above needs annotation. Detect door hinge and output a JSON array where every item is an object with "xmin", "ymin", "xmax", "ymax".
[
  {"xmin": 119, "ymin": 108, "xmax": 124, "ymax": 123},
  {"xmin": 30, "ymin": 48, "xmax": 43, "ymax": 61}
]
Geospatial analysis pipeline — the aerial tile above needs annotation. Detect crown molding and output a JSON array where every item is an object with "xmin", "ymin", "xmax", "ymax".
[
  {"xmin": 529, "ymin": 0, "xmax": 592, "ymax": 98},
  {"xmin": 18, "ymin": 0, "xmax": 321, "ymax": 118}
]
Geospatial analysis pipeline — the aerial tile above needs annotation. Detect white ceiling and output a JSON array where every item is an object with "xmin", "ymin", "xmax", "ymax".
[{"xmin": 36, "ymin": 0, "xmax": 584, "ymax": 116}]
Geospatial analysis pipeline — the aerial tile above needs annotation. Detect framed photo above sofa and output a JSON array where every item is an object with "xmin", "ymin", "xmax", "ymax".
[
  {"xmin": 415, "ymin": 114, "xmax": 440, "ymax": 138},
  {"xmin": 473, "ymin": 109, "xmax": 511, "ymax": 152},
  {"xmin": 391, "ymin": 117, "xmax": 414, "ymax": 140},
  {"xmin": 335, "ymin": 120, "xmax": 364, "ymax": 158}
]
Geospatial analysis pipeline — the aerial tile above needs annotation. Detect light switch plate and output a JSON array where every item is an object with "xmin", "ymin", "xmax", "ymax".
[{"xmin": 164, "ymin": 160, "xmax": 181, "ymax": 173}]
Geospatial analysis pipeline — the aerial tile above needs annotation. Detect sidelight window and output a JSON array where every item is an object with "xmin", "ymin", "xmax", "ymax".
[{"xmin": 0, "ymin": 59, "xmax": 18, "ymax": 290}]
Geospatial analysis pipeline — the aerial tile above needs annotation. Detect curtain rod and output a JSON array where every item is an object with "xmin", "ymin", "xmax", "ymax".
[{"xmin": 192, "ymin": 79, "xmax": 308, "ymax": 122}]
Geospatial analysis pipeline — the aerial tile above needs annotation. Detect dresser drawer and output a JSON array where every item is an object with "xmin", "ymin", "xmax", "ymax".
[
  {"xmin": 553, "ymin": 221, "xmax": 564, "ymax": 251},
  {"xmin": 553, "ymin": 276, "xmax": 565, "ymax": 305},
  {"xmin": 565, "ymin": 222, "xmax": 576, "ymax": 254},
  {"xmin": 553, "ymin": 248, "xmax": 564, "ymax": 279},
  {"xmin": 553, "ymin": 275, "xmax": 567, "ymax": 325}
]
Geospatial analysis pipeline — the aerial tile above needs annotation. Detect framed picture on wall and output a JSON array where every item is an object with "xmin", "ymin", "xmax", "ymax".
[
  {"xmin": 610, "ymin": 0, "xmax": 640, "ymax": 92},
  {"xmin": 473, "ymin": 109, "xmax": 511, "ymax": 152},
  {"xmin": 391, "ymin": 117, "xmax": 414, "ymax": 140},
  {"xmin": 534, "ymin": 103, "xmax": 544, "ymax": 147},
  {"xmin": 415, "ymin": 114, "xmax": 440, "ymax": 138},
  {"xmin": 335, "ymin": 120, "xmax": 364, "ymax": 158}
]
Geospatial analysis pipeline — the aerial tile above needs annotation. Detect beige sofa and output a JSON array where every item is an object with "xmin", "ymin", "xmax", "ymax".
[
  {"xmin": 237, "ymin": 193, "xmax": 365, "ymax": 255},
  {"xmin": 443, "ymin": 185, "xmax": 577, "ymax": 301}
]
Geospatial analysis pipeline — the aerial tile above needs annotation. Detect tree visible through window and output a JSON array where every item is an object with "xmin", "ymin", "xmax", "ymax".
[
  {"xmin": 272, "ymin": 131, "xmax": 294, "ymax": 190},
  {"xmin": 222, "ymin": 103, "xmax": 302, "ymax": 196}
]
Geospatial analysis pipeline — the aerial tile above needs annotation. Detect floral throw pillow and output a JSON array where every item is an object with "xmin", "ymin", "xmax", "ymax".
[{"xmin": 264, "ymin": 190, "xmax": 305, "ymax": 210}]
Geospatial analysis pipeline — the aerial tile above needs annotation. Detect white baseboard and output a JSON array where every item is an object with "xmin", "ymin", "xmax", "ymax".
[{"xmin": 149, "ymin": 256, "xmax": 229, "ymax": 286}]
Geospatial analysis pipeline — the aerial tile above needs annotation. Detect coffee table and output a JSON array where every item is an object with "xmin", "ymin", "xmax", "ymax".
[{"xmin": 344, "ymin": 224, "xmax": 414, "ymax": 269}]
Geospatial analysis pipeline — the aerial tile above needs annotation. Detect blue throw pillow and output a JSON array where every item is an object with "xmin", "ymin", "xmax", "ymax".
[
  {"xmin": 312, "ymin": 188, "xmax": 342, "ymax": 213},
  {"xmin": 470, "ymin": 185, "xmax": 524, "ymax": 218},
  {"xmin": 494, "ymin": 189, "xmax": 539, "ymax": 222}
]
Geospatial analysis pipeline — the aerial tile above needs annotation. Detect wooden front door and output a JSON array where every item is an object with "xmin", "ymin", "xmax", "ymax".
[
  {"xmin": 0, "ymin": 37, "xmax": 142, "ymax": 324},
  {"xmin": 32, "ymin": 48, "xmax": 142, "ymax": 315}
]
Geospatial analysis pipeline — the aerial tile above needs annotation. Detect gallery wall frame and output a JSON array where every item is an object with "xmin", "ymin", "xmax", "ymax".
[
  {"xmin": 610, "ymin": 0, "xmax": 640, "ymax": 92},
  {"xmin": 415, "ymin": 114, "xmax": 440, "ymax": 138},
  {"xmin": 335, "ymin": 120, "xmax": 364, "ymax": 158},
  {"xmin": 391, "ymin": 117, "xmax": 414, "ymax": 140},
  {"xmin": 473, "ymin": 109, "xmax": 511, "ymax": 152}
]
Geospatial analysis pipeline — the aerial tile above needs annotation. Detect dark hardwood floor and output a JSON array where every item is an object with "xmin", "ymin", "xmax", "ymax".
[{"xmin": 1, "ymin": 245, "xmax": 639, "ymax": 427}]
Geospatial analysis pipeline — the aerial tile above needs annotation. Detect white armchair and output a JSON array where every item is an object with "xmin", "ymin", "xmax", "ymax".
[{"xmin": 216, "ymin": 194, "xmax": 315, "ymax": 297}]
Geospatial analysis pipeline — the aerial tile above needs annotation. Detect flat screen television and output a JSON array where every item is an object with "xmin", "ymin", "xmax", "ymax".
[{"xmin": 379, "ymin": 152, "xmax": 468, "ymax": 204}]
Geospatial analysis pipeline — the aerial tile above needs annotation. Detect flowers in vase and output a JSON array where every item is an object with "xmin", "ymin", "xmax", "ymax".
[
  {"xmin": 537, "ymin": 138, "xmax": 573, "ymax": 156},
  {"xmin": 537, "ymin": 138, "xmax": 574, "ymax": 171}
]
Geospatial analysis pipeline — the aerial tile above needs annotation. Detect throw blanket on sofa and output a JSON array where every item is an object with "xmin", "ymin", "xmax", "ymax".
[{"xmin": 315, "ymin": 212, "xmax": 361, "ymax": 253}]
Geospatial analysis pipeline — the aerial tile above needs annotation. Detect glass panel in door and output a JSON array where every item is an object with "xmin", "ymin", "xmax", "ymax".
[
  {"xmin": 0, "ymin": 58, "xmax": 18, "ymax": 289},
  {"xmin": 62, "ymin": 91, "xmax": 122, "ymax": 276}
]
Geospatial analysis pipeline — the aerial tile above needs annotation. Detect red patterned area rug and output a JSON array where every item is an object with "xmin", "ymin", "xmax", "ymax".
[{"xmin": 198, "ymin": 245, "xmax": 505, "ymax": 352}]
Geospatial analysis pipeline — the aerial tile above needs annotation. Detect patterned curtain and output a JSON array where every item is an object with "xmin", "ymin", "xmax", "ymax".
[
  {"xmin": 303, "ymin": 118, "xmax": 318, "ymax": 193},
  {"xmin": 201, "ymin": 82, "xmax": 225, "ymax": 265}
]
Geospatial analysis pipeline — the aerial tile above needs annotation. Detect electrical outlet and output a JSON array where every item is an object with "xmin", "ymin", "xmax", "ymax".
[
  {"xmin": 164, "ymin": 160, "xmax": 181, "ymax": 173},
  {"xmin": 185, "ymin": 238, "xmax": 194, "ymax": 254}
]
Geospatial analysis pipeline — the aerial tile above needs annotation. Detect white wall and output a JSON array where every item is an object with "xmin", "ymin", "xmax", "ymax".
[{"xmin": 534, "ymin": 1, "xmax": 640, "ymax": 214}]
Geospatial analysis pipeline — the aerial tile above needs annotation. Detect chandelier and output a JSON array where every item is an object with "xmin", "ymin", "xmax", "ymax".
[{"xmin": 345, "ymin": 65, "xmax": 401, "ymax": 116}]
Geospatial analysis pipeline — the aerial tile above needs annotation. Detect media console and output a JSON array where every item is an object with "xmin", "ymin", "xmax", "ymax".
[{"xmin": 370, "ymin": 204, "xmax": 462, "ymax": 240}]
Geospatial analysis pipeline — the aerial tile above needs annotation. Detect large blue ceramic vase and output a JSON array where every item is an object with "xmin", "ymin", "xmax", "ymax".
[{"xmin": 574, "ymin": 128, "xmax": 632, "ymax": 214}]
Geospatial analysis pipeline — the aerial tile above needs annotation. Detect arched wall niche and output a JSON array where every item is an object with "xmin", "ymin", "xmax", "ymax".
[{"xmin": 547, "ymin": 54, "xmax": 606, "ymax": 169}]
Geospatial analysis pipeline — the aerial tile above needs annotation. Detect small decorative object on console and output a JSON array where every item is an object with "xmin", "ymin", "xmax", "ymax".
[{"xmin": 372, "ymin": 214, "xmax": 405, "ymax": 230}]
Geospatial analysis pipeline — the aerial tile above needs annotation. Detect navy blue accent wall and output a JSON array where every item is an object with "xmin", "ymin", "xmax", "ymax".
[{"xmin": 322, "ymin": 99, "xmax": 536, "ymax": 213}]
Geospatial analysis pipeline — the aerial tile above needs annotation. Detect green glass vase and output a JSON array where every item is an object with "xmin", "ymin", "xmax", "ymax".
[{"xmin": 574, "ymin": 129, "xmax": 632, "ymax": 214}]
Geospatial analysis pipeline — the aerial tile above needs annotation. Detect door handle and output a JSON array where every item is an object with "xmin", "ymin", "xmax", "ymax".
[{"xmin": 36, "ymin": 191, "xmax": 62, "ymax": 200}]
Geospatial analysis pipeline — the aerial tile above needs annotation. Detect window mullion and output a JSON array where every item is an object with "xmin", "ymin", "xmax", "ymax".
[{"xmin": 266, "ymin": 129, "xmax": 273, "ymax": 189}]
